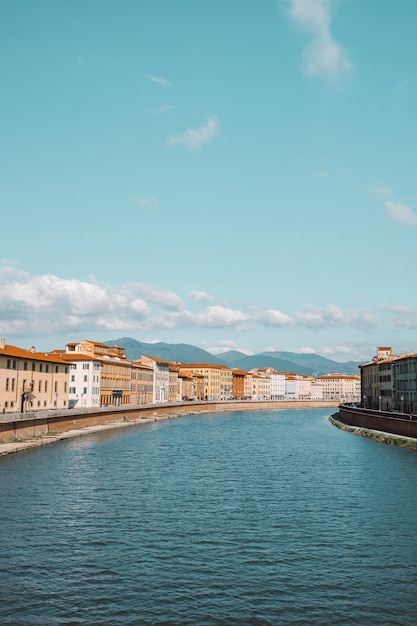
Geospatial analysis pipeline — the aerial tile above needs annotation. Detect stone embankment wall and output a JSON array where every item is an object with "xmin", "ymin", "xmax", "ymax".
[
  {"xmin": 0, "ymin": 400, "xmax": 339, "ymax": 444},
  {"xmin": 336, "ymin": 405, "xmax": 417, "ymax": 439}
]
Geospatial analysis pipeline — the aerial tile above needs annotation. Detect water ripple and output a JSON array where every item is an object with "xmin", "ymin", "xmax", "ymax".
[{"xmin": 1, "ymin": 409, "xmax": 417, "ymax": 625}]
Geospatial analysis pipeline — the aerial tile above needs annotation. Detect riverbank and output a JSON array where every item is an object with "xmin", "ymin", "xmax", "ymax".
[
  {"xmin": 0, "ymin": 400, "xmax": 339, "ymax": 456},
  {"xmin": 329, "ymin": 413, "xmax": 417, "ymax": 451},
  {"xmin": 0, "ymin": 413, "xmax": 166, "ymax": 456}
]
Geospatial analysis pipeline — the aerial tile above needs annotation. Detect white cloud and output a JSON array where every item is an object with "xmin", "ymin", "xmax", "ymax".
[
  {"xmin": 146, "ymin": 74, "xmax": 172, "ymax": 88},
  {"xmin": 384, "ymin": 201, "xmax": 417, "ymax": 226},
  {"xmin": 381, "ymin": 304, "xmax": 417, "ymax": 329},
  {"xmin": 133, "ymin": 196, "xmax": 159, "ymax": 210},
  {"xmin": 206, "ymin": 340, "xmax": 249, "ymax": 356},
  {"xmin": 369, "ymin": 185, "xmax": 416, "ymax": 226},
  {"xmin": 124, "ymin": 282, "xmax": 184, "ymax": 311},
  {"xmin": 257, "ymin": 308, "xmax": 293, "ymax": 327},
  {"xmin": 282, "ymin": 0, "xmax": 352, "ymax": 84},
  {"xmin": 193, "ymin": 305, "xmax": 250, "ymax": 328},
  {"xmin": 292, "ymin": 346, "xmax": 316, "ymax": 354},
  {"xmin": 168, "ymin": 116, "xmax": 219, "ymax": 150},
  {"xmin": 187, "ymin": 290, "xmax": 212, "ymax": 303},
  {"xmin": 369, "ymin": 184, "xmax": 392, "ymax": 197},
  {"xmin": 295, "ymin": 304, "xmax": 378, "ymax": 330}
]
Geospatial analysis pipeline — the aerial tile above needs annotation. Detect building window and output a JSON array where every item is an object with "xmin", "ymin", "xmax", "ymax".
[
  {"xmin": 5, "ymin": 379, "xmax": 9, "ymax": 391},
  {"xmin": 45, "ymin": 381, "xmax": 48, "ymax": 392},
  {"xmin": 11, "ymin": 379, "xmax": 15, "ymax": 391},
  {"xmin": 6, "ymin": 360, "xmax": 11, "ymax": 369},
  {"xmin": 83, "ymin": 364, "xmax": 90, "ymax": 370},
  {"xmin": 24, "ymin": 362, "xmax": 28, "ymax": 371},
  {"xmin": 39, "ymin": 364, "xmax": 43, "ymax": 372}
]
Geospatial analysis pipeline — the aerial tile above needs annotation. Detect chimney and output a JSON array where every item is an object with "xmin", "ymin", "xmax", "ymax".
[{"xmin": 0, "ymin": 338, "xmax": 5, "ymax": 350}]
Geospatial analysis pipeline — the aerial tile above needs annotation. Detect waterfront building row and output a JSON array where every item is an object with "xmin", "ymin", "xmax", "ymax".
[
  {"xmin": 360, "ymin": 346, "xmax": 417, "ymax": 414},
  {"xmin": 0, "ymin": 338, "xmax": 361, "ymax": 414}
]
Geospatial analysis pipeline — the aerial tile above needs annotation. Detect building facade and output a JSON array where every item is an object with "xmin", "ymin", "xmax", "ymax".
[
  {"xmin": 180, "ymin": 363, "xmax": 233, "ymax": 401},
  {"xmin": 318, "ymin": 374, "xmax": 361, "ymax": 403},
  {"xmin": 0, "ymin": 339, "xmax": 69, "ymax": 413},
  {"xmin": 140, "ymin": 356, "xmax": 170, "ymax": 404}
]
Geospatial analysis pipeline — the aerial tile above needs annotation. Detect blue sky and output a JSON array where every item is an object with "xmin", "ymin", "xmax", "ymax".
[{"xmin": 1, "ymin": 0, "xmax": 417, "ymax": 363}]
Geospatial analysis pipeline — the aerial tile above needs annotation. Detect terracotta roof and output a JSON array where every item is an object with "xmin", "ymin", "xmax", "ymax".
[
  {"xmin": 57, "ymin": 353, "xmax": 101, "ymax": 362},
  {"xmin": 131, "ymin": 361, "xmax": 153, "ymax": 369},
  {"xmin": 318, "ymin": 374, "xmax": 360, "ymax": 380},
  {"xmin": 66, "ymin": 340, "xmax": 109, "ymax": 348},
  {"xmin": 0, "ymin": 342, "xmax": 68, "ymax": 364},
  {"xmin": 182, "ymin": 362, "xmax": 232, "ymax": 370},
  {"xmin": 142, "ymin": 355, "xmax": 170, "ymax": 364}
]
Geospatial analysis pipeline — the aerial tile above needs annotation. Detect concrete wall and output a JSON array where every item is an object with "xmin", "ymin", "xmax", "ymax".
[
  {"xmin": 337, "ymin": 405, "xmax": 417, "ymax": 439},
  {"xmin": 0, "ymin": 400, "xmax": 339, "ymax": 444}
]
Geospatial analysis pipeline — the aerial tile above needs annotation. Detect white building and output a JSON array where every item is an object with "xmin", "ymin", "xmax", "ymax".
[
  {"xmin": 251, "ymin": 368, "xmax": 286, "ymax": 399},
  {"xmin": 65, "ymin": 354, "xmax": 102, "ymax": 409},
  {"xmin": 285, "ymin": 375, "xmax": 312, "ymax": 399},
  {"xmin": 317, "ymin": 374, "xmax": 361, "ymax": 403},
  {"xmin": 310, "ymin": 380, "xmax": 324, "ymax": 400},
  {"xmin": 141, "ymin": 355, "xmax": 170, "ymax": 404}
]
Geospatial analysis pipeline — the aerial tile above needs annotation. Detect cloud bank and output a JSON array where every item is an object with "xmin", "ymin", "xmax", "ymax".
[{"xmin": 0, "ymin": 264, "xmax": 407, "ymax": 354}]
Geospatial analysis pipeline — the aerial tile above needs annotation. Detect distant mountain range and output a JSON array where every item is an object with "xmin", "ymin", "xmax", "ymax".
[{"xmin": 105, "ymin": 337, "xmax": 364, "ymax": 376}]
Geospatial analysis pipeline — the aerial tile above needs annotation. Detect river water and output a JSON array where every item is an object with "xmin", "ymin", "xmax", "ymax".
[{"xmin": 1, "ymin": 408, "xmax": 417, "ymax": 625}]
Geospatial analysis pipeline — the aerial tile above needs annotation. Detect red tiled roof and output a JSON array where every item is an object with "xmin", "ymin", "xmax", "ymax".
[{"xmin": 0, "ymin": 343, "xmax": 68, "ymax": 364}]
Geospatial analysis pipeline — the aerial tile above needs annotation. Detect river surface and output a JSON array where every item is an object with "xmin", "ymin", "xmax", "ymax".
[{"xmin": 1, "ymin": 408, "xmax": 417, "ymax": 625}]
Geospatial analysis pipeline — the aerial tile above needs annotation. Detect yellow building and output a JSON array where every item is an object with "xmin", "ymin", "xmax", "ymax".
[
  {"xmin": 131, "ymin": 361, "xmax": 154, "ymax": 405},
  {"xmin": 251, "ymin": 373, "xmax": 271, "ymax": 400},
  {"xmin": 177, "ymin": 369, "xmax": 205, "ymax": 400},
  {"xmin": 180, "ymin": 363, "xmax": 233, "ymax": 401},
  {"xmin": 0, "ymin": 338, "xmax": 69, "ymax": 413},
  {"xmin": 168, "ymin": 364, "xmax": 180, "ymax": 403}
]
